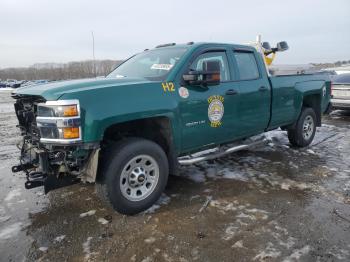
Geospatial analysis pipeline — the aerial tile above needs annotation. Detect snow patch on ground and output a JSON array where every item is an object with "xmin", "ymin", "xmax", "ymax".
[
  {"xmin": 144, "ymin": 236, "xmax": 156, "ymax": 244},
  {"xmin": 213, "ymin": 200, "xmax": 272, "ymax": 243},
  {"xmin": 245, "ymin": 208, "xmax": 269, "ymax": 220},
  {"xmin": 79, "ymin": 210, "xmax": 96, "ymax": 218},
  {"xmin": 185, "ymin": 170, "xmax": 206, "ymax": 183},
  {"xmin": 263, "ymin": 129, "xmax": 288, "ymax": 144},
  {"xmin": 210, "ymin": 199, "xmax": 239, "ymax": 213},
  {"xmin": 254, "ymin": 242, "xmax": 281, "ymax": 261},
  {"xmin": 0, "ymin": 88, "xmax": 14, "ymax": 91},
  {"xmin": 328, "ymin": 248, "xmax": 350, "ymax": 260},
  {"xmin": 39, "ymin": 246, "xmax": 48, "ymax": 252},
  {"xmin": 221, "ymin": 168, "xmax": 250, "ymax": 182},
  {"xmin": 54, "ymin": 235, "xmax": 66, "ymax": 243},
  {"xmin": 143, "ymin": 194, "xmax": 170, "ymax": 214},
  {"xmin": 222, "ymin": 224, "xmax": 238, "ymax": 241},
  {"xmin": 4, "ymin": 188, "xmax": 21, "ymax": 201},
  {"xmin": 0, "ymin": 222, "xmax": 22, "ymax": 240},
  {"xmin": 190, "ymin": 195, "xmax": 201, "ymax": 201},
  {"xmin": 0, "ymin": 205, "xmax": 11, "ymax": 223},
  {"xmin": 82, "ymin": 237, "xmax": 98, "ymax": 260},
  {"xmin": 97, "ymin": 218, "xmax": 109, "ymax": 225},
  {"xmin": 306, "ymin": 149, "xmax": 316, "ymax": 154},
  {"xmin": 236, "ymin": 212, "xmax": 257, "ymax": 220},
  {"xmin": 232, "ymin": 240, "xmax": 244, "ymax": 248},
  {"xmin": 179, "ymin": 129, "xmax": 292, "ymax": 183},
  {"xmin": 282, "ymin": 246, "xmax": 311, "ymax": 262},
  {"xmin": 210, "ymin": 199, "xmax": 269, "ymax": 221}
]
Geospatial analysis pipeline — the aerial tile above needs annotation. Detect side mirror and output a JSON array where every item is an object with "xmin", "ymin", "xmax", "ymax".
[
  {"xmin": 183, "ymin": 60, "xmax": 221, "ymax": 86},
  {"xmin": 262, "ymin": 42, "xmax": 272, "ymax": 52},
  {"xmin": 277, "ymin": 41, "xmax": 289, "ymax": 52}
]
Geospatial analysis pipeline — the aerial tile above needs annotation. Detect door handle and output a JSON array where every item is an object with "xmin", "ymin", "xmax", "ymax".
[
  {"xmin": 259, "ymin": 86, "xmax": 268, "ymax": 92},
  {"xmin": 225, "ymin": 89, "xmax": 238, "ymax": 95}
]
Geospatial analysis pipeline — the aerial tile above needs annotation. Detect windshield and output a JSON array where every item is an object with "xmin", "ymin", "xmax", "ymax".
[{"xmin": 107, "ymin": 47, "xmax": 188, "ymax": 81}]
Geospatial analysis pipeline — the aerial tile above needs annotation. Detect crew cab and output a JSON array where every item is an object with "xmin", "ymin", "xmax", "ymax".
[{"xmin": 11, "ymin": 41, "xmax": 331, "ymax": 214}]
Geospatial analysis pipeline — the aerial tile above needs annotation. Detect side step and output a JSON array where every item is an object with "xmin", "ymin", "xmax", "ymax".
[{"xmin": 178, "ymin": 138, "xmax": 268, "ymax": 165}]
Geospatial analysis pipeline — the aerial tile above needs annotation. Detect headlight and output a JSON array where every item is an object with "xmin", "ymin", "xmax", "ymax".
[
  {"xmin": 37, "ymin": 103, "xmax": 79, "ymax": 117},
  {"xmin": 36, "ymin": 99, "xmax": 82, "ymax": 143}
]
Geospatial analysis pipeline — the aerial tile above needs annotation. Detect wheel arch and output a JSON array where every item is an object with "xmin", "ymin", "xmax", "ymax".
[
  {"xmin": 302, "ymin": 94, "xmax": 322, "ymax": 126},
  {"xmin": 294, "ymin": 80, "xmax": 325, "ymax": 127},
  {"xmin": 97, "ymin": 116, "xmax": 178, "ymax": 182}
]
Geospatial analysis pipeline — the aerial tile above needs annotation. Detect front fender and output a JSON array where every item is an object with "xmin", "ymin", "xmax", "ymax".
[{"xmin": 59, "ymin": 83, "xmax": 181, "ymax": 150}]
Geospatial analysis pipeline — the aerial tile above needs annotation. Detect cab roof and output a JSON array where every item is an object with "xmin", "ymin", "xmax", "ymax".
[{"xmin": 150, "ymin": 42, "xmax": 255, "ymax": 52}]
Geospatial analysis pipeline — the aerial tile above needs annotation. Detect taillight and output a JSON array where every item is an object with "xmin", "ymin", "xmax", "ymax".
[{"xmin": 330, "ymin": 82, "xmax": 333, "ymax": 97}]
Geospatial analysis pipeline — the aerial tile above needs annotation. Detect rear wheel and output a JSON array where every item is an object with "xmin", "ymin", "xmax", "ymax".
[
  {"xmin": 97, "ymin": 138, "xmax": 169, "ymax": 215},
  {"xmin": 288, "ymin": 107, "xmax": 317, "ymax": 147}
]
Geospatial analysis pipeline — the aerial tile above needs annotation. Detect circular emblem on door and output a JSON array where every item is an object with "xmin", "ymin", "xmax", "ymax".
[
  {"xmin": 208, "ymin": 95, "xmax": 224, "ymax": 128},
  {"xmin": 178, "ymin": 86, "xmax": 189, "ymax": 98}
]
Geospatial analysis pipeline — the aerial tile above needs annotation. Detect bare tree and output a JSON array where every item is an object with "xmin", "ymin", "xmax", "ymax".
[{"xmin": 0, "ymin": 60, "xmax": 123, "ymax": 81}]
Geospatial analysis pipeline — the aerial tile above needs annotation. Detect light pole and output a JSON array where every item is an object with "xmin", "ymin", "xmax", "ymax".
[{"xmin": 91, "ymin": 30, "xmax": 96, "ymax": 77}]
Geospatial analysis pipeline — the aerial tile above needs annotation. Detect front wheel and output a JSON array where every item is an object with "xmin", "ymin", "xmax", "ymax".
[
  {"xmin": 287, "ymin": 107, "xmax": 317, "ymax": 147},
  {"xmin": 98, "ymin": 138, "xmax": 169, "ymax": 215}
]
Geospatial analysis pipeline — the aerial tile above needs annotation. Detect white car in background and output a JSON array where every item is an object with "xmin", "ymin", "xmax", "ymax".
[{"xmin": 331, "ymin": 73, "xmax": 350, "ymax": 110}]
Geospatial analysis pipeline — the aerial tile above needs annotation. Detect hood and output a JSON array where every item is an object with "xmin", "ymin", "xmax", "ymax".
[{"xmin": 12, "ymin": 77, "xmax": 151, "ymax": 100}]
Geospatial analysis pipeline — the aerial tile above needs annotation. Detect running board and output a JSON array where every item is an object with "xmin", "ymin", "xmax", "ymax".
[{"xmin": 178, "ymin": 139, "xmax": 268, "ymax": 165}]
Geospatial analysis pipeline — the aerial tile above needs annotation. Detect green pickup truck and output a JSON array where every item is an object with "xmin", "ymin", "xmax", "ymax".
[{"xmin": 12, "ymin": 41, "xmax": 331, "ymax": 214}]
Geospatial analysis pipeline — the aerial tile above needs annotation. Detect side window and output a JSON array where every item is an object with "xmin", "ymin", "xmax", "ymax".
[
  {"xmin": 190, "ymin": 51, "xmax": 231, "ymax": 81},
  {"xmin": 234, "ymin": 52, "xmax": 260, "ymax": 80}
]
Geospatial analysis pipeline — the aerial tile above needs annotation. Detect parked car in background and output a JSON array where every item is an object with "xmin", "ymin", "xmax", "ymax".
[
  {"xmin": 5, "ymin": 79, "xmax": 17, "ymax": 87},
  {"xmin": 34, "ymin": 80, "xmax": 49, "ymax": 85},
  {"xmin": 21, "ymin": 81, "xmax": 35, "ymax": 87},
  {"xmin": 5, "ymin": 79, "xmax": 24, "ymax": 88},
  {"xmin": 331, "ymin": 73, "xmax": 350, "ymax": 110}
]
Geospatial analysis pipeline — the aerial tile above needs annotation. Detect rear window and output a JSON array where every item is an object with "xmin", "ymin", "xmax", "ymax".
[
  {"xmin": 333, "ymin": 73, "xmax": 350, "ymax": 84},
  {"xmin": 234, "ymin": 52, "xmax": 260, "ymax": 80}
]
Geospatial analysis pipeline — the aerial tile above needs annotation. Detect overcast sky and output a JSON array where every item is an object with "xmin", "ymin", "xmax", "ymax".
[{"xmin": 0, "ymin": 0, "xmax": 349, "ymax": 68}]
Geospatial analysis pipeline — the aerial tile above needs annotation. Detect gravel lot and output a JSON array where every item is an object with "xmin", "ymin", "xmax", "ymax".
[{"xmin": 0, "ymin": 89, "xmax": 349, "ymax": 262}]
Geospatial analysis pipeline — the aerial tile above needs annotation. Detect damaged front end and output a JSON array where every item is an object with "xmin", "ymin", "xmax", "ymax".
[{"xmin": 11, "ymin": 94, "xmax": 99, "ymax": 193}]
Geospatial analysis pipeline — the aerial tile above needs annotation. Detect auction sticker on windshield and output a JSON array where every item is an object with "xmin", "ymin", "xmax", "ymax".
[{"xmin": 151, "ymin": 64, "xmax": 173, "ymax": 70}]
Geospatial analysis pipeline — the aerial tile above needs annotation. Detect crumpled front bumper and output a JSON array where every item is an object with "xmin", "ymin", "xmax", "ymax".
[{"xmin": 12, "ymin": 139, "xmax": 100, "ymax": 193}]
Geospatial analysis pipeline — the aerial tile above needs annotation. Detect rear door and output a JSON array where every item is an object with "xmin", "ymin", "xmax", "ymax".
[
  {"xmin": 178, "ymin": 49, "xmax": 240, "ymax": 152},
  {"xmin": 231, "ymin": 50, "xmax": 271, "ymax": 136}
]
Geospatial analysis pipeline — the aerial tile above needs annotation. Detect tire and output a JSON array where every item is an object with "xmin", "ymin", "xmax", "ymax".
[
  {"xmin": 287, "ymin": 107, "xmax": 317, "ymax": 147},
  {"xmin": 97, "ymin": 138, "xmax": 169, "ymax": 215}
]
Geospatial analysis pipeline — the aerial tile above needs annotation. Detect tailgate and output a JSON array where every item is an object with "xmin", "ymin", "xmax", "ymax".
[{"xmin": 332, "ymin": 84, "xmax": 350, "ymax": 99}]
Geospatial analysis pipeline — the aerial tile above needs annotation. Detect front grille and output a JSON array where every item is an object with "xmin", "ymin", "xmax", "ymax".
[{"xmin": 13, "ymin": 95, "xmax": 46, "ymax": 142}]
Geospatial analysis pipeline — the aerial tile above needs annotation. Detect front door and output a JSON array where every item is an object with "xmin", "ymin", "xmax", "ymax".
[{"xmin": 178, "ymin": 50, "xmax": 239, "ymax": 152}]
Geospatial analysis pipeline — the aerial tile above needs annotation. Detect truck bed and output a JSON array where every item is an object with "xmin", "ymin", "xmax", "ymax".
[{"xmin": 268, "ymin": 74, "xmax": 330, "ymax": 129}]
